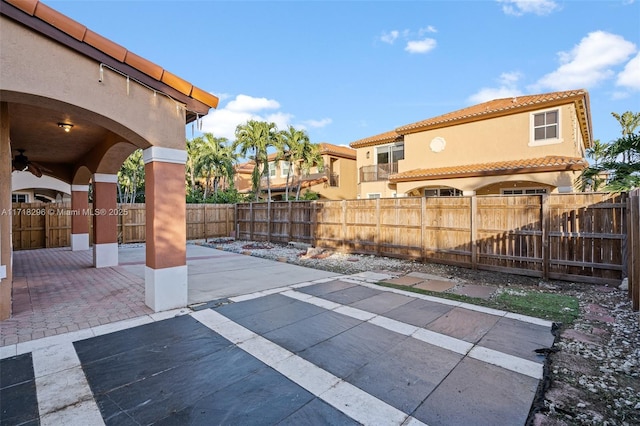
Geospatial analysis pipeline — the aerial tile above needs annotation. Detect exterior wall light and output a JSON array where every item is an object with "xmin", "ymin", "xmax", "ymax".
[{"xmin": 58, "ymin": 123, "xmax": 74, "ymax": 132}]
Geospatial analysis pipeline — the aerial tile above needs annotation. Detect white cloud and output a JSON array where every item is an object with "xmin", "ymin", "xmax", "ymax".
[
  {"xmin": 617, "ymin": 52, "xmax": 640, "ymax": 90},
  {"xmin": 498, "ymin": 0, "xmax": 559, "ymax": 16},
  {"xmin": 419, "ymin": 26, "xmax": 438, "ymax": 35},
  {"xmin": 405, "ymin": 38, "xmax": 437, "ymax": 54},
  {"xmin": 380, "ymin": 30, "xmax": 399, "ymax": 44},
  {"xmin": 468, "ymin": 72, "xmax": 524, "ymax": 104},
  {"xmin": 200, "ymin": 94, "xmax": 330, "ymax": 140},
  {"xmin": 533, "ymin": 31, "xmax": 637, "ymax": 91},
  {"xmin": 226, "ymin": 94, "xmax": 280, "ymax": 112},
  {"xmin": 379, "ymin": 27, "xmax": 438, "ymax": 54},
  {"xmin": 301, "ymin": 118, "xmax": 333, "ymax": 128}
]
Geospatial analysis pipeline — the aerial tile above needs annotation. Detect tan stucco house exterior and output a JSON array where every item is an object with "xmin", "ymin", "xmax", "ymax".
[
  {"xmin": 350, "ymin": 90, "xmax": 592, "ymax": 198},
  {"xmin": 0, "ymin": 0, "xmax": 218, "ymax": 319},
  {"xmin": 235, "ymin": 143, "xmax": 357, "ymax": 200}
]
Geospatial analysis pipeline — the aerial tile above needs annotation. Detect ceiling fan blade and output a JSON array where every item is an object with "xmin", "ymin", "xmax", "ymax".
[
  {"xmin": 30, "ymin": 161, "xmax": 51, "ymax": 173},
  {"xmin": 27, "ymin": 163, "xmax": 43, "ymax": 178}
]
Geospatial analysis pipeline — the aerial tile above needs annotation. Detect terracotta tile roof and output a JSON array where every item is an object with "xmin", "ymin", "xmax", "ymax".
[
  {"xmin": 319, "ymin": 143, "xmax": 356, "ymax": 159},
  {"xmin": 267, "ymin": 176, "xmax": 328, "ymax": 192},
  {"xmin": 349, "ymin": 130, "xmax": 404, "ymax": 149},
  {"xmin": 2, "ymin": 0, "xmax": 219, "ymax": 113},
  {"xmin": 235, "ymin": 161, "xmax": 255, "ymax": 173},
  {"xmin": 390, "ymin": 156, "xmax": 588, "ymax": 183},
  {"xmin": 350, "ymin": 89, "xmax": 592, "ymax": 149},
  {"xmin": 397, "ymin": 89, "xmax": 588, "ymax": 133}
]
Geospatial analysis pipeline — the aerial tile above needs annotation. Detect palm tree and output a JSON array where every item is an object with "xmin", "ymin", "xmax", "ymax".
[
  {"xmin": 193, "ymin": 133, "xmax": 236, "ymax": 200},
  {"xmin": 579, "ymin": 111, "xmax": 640, "ymax": 193},
  {"xmin": 234, "ymin": 120, "xmax": 279, "ymax": 201},
  {"xmin": 295, "ymin": 140, "xmax": 323, "ymax": 200},
  {"xmin": 278, "ymin": 126, "xmax": 309, "ymax": 201},
  {"xmin": 611, "ymin": 111, "xmax": 640, "ymax": 136},
  {"xmin": 185, "ymin": 138, "xmax": 200, "ymax": 194},
  {"xmin": 580, "ymin": 139, "xmax": 608, "ymax": 191},
  {"xmin": 117, "ymin": 149, "xmax": 144, "ymax": 203},
  {"xmin": 611, "ymin": 111, "xmax": 640, "ymax": 163}
]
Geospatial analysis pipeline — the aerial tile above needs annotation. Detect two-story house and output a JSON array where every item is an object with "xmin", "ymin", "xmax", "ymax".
[
  {"xmin": 350, "ymin": 89, "xmax": 592, "ymax": 198},
  {"xmin": 234, "ymin": 143, "xmax": 357, "ymax": 200}
]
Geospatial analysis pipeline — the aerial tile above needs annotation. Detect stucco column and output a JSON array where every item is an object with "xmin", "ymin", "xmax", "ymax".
[
  {"xmin": 0, "ymin": 102, "xmax": 12, "ymax": 320},
  {"xmin": 143, "ymin": 147, "xmax": 187, "ymax": 312},
  {"xmin": 92, "ymin": 173, "xmax": 118, "ymax": 267},
  {"xmin": 71, "ymin": 185, "xmax": 90, "ymax": 251}
]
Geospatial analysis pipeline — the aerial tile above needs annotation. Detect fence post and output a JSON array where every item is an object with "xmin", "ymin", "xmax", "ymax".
[
  {"xmin": 375, "ymin": 198, "xmax": 381, "ymax": 255},
  {"xmin": 311, "ymin": 201, "xmax": 317, "ymax": 246},
  {"xmin": 287, "ymin": 201, "xmax": 293, "ymax": 241},
  {"xmin": 421, "ymin": 196, "xmax": 426, "ymax": 262},
  {"xmin": 267, "ymin": 201, "xmax": 272, "ymax": 243},
  {"xmin": 250, "ymin": 202, "xmax": 254, "ymax": 241},
  {"xmin": 541, "ymin": 194, "xmax": 550, "ymax": 280},
  {"xmin": 341, "ymin": 200, "xmax": 347, "ymax": 252},
  {"xmin": 628, "ymin": 190, "xmax": 639, "ymax": 311},
  {"xmin": 233, "ymin": 204, "xmax": 238, "ymax": 239},
  {"xmin": 120, "ymin": 205, "xmax": 126, "ymax": 244},
  {"xmin": 44, "ymin": 207, "xmax": 50, "ymax": 248},
  {"xmin": 202, "ymin": 204, "xmax": 207, "ymax": 241},
  {"xmin": 470, "ymin": 195, "xmax": 477, "ymax": 270}
]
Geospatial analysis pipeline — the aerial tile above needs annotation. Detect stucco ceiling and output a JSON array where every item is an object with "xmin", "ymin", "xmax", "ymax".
[{"xmin": 9, "ymin": 103, "xmax": 111, "ymax": 167}]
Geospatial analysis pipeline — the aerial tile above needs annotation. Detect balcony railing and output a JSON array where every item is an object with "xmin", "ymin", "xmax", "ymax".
[{"xmin": 359, "ymin": 163, "xmax": 398, "ymax": 182}]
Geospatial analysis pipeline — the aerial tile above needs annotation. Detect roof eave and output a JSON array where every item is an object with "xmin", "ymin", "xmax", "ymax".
[
  {"xmin": 390, "ymin": 163, "xmax": 587, "ymax": 183},
  {"xmin": 1, "ymin": 0, "xmax": 216, "ymax": 123}
]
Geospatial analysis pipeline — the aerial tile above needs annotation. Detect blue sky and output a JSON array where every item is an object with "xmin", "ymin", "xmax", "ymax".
[{"xmin": 47, "ymin": 0, "xmax": 640, "ymax": 148}]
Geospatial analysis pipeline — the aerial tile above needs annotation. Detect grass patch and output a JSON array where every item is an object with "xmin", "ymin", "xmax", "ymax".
[
  {"xmin": 494, "ymin": 290, "xmax": 579, "ymax": 324},
  {"xmin": 376, "ymin": 283, "xmax": 580, "ymax": 325}
]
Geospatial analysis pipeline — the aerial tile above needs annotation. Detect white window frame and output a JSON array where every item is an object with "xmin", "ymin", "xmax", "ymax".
[
  {"xmin": 12, "ymin": 192, "xmax": 29, "ymax": 203},
  {"xmin": 267, "ymin": 161, "xmax": 277, "ymax": 178},
  {"xmin": 280, "ymin": 161, "xmax": 294, "ymax": 178},
  {"xmin": 501, "ymin": 187, "xmax": 548, "ymax": 195},
  {"xmin": 529, "ymin": 108, "xmax": 563, "ymax": 146},
  {"xmin": 367, "ymin": 193, "xmax": 382, "ymax": 199},
  {"xmin": 375, "ymin": 143, "xmax": 404, "ymax": 165},
  {"xmin": 423, "ymin": 187, "xmax": 462, "ymax": 197}
]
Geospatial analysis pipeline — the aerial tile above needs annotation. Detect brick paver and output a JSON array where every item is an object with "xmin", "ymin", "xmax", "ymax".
[{"xmin": 0, "ymin": 248, "xmax": 152, "ymax": 346}]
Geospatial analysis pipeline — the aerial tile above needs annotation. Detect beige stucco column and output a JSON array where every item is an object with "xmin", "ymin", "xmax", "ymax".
[
  {"xmin": 0, "ymin": 102, "xmax": 12, "ymax": 320},
  {"xmin": 143, "ymin": 147, "xmax": 187, "ymax": 312},
  {"xmin": 71, "ymin": 185, "xmax": 90, "ymax": 251},
  {"xmin": 92, "ymin": 173, "xmax": 118, "ymax": 267}
]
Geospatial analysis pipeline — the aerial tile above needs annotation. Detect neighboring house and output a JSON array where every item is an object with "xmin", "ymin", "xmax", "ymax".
[
  {"xmin": 350, "ymin": 89, "xmax": 592, "ymax": 198},
  {"xmin": 12, "ymin": 171, "xmax": 71, "ymax": 203},
  {"xmin": 234, "ymin": 143, "xmax": 357, "ymax": 200}
]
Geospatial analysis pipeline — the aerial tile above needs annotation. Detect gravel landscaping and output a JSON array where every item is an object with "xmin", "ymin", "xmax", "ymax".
[{"xmin": 199, "ymin": 238, "xmax": 640, "ymax": 426}]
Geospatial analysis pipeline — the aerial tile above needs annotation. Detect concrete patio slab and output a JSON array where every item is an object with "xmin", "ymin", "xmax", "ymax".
[
  {"xmin": 381, "ymin": 276, "xmax": 426, "ymax": 286},
  {"xmin": 450, "ymin": 283, "xmax": 497, "ymax": 300},
  {"xmin": 1, "ymin": 244, "xmax": 555, "ymax": 425},
  {"xmin": 412, "ymin": 279, "xmax": 456, "ymax": 292}
]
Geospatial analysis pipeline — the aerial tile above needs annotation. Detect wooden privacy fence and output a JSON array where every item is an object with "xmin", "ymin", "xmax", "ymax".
[
  {"xmin": 11, "ymin": 194, "xmax": 635, "ymax": 304},
  {"xmin": 237, "ymin": 194, "xmax": 630, "ymax": 289},
  {"xmin": 11, "ymin": 203, "xmax": 235, "ymax": 249}
]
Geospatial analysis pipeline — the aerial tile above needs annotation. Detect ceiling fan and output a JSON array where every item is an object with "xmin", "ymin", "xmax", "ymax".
[{"xmin": 12, "ymin": 149, "xmax": 48, "ymax": 178}]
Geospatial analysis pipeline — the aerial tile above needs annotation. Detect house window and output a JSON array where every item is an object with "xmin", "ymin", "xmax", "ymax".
[
  {"xmin": 424, "ymin": 188, "xmax": 462, "ymax": 197},
  {"xmin": 367, "ymin": 193, "xmax": 381, "ymax": 199},
  {"xmin": 267, "ymin": 161, "xmax": 277, "ymax": 178},
  {"xmin": 376, "ymin": 143, "xmax": 404, "ymax": 166},
  {"xmin": 502, "ymin": 188, "xmax": 548, "ymax": 195},
  {"xmin": 530, "ymin": 109, "xmax": 562, "ymax": 146},
  {"xmin": 281, "ymin": 161, "xmax": 294, "ymax": 177},
  {"xmin": 12, "ymin": 193, "xmax": 29, "ymax": 203}
]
